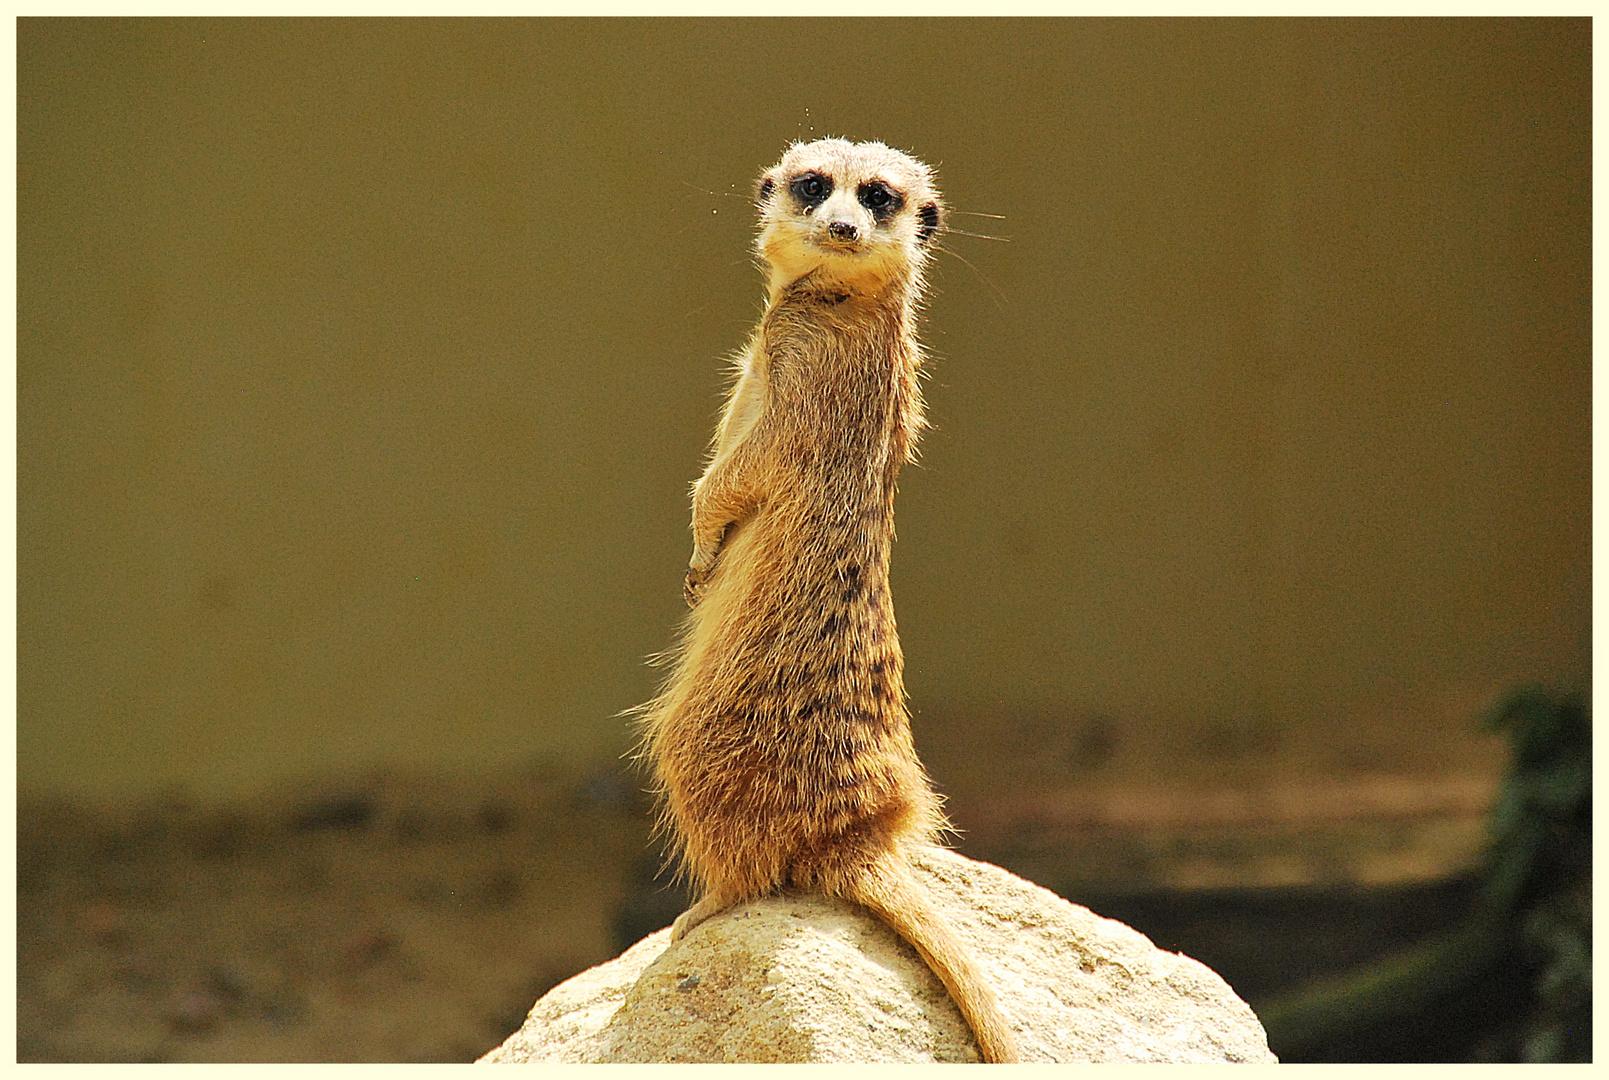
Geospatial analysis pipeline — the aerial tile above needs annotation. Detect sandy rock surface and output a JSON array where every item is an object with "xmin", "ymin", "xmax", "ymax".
[{"xmin": 481, "ymin": 847, "xmax": 1276, "ymax": 1063}]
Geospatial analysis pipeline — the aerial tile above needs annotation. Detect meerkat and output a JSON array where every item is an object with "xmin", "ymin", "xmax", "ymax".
[{"xmin": 637, "ymin": 138, "xmax": 1020, "ymax": 1063}]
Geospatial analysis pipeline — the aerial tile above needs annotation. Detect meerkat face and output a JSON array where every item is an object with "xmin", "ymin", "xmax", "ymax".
[{"xmin": 754, "ymin": 138, "xmax": 946, "ymax": 297}]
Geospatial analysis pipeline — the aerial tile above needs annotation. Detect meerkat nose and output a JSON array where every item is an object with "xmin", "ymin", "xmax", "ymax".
[{"xmin": 827, "ymin": 220, "xmax": 860, "ymax": 243}]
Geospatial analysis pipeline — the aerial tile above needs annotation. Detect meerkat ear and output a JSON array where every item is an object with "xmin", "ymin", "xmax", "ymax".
[
  {"xmin": 755, "ymin": 175, "xmax": 777, "ymax": 208},
  {"xmin": 917, "ymin": 201, "xmax": 944, "ymax": 245}
]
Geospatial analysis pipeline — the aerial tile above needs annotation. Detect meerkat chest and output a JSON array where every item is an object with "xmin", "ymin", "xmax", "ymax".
[{"xmin": 763, "ymin": 325, "xmax": 908, "ymax": 465}]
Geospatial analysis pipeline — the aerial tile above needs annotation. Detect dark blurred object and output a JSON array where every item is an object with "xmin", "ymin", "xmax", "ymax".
[
  {"xmin": 1079, "ymin": 875, "xmax": 1481, "ymax": 1007},
  {"xmin": 289, "ymin": 794, "xmax": 377, "ymax": 833},
  {"xmin": 1255, "ymin": 686, "xmax": 1590, "ymax": 1062},
  {"xmin": 612, "ymin": 850, "xmax": 693, "ymax": 951}
]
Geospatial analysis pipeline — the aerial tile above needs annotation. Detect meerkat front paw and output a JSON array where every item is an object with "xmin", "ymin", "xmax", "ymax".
[
  {"xmin": 685, "ymin": 540, "xmax": 725, "ymax": 607},
  {"xmin": 683, "ymin": 565, "xmax": 708, "ymax": 607}
]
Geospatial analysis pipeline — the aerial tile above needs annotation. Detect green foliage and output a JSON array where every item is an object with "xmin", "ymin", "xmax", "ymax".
[
  {"xmin": 1258, "ymin": 685, "xmax": 1591, "ymax": 1062},
  {"xmin": 1480, "ymin": 687, "xmax": 1590, "ymax": 912},
  {"xmin": 1473, "ymin": 687, "xmax": 1592, "ymax": 1062}
]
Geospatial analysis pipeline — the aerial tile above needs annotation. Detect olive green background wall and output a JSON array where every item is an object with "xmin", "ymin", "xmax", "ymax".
[{"xmin": 19, "ymin": 19, "xmax": 1589, "ymax": 800}]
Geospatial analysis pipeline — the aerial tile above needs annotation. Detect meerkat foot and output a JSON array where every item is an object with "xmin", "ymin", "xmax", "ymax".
[{"xmin": 670, "ymin": 895, "xmax": 730, "ymax": 941}]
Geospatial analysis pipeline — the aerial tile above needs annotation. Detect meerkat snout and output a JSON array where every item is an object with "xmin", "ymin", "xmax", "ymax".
[{"xmin": 811, "ymin": 186, "xmax": 871, "ymax": 249}]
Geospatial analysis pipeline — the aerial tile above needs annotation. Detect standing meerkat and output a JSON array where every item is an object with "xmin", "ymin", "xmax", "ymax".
[{"xmin": 638, "ymin": 138, "xmax": 1020, "ymax": 1063}]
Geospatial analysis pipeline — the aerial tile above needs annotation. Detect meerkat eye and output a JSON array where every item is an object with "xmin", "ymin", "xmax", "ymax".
[
  {"xmin": 857, "ymin": 180, "xmax": 904, "ymax": 220},
  {"xmin": 859, "ymin": 182, "xmax": 891, "ymax": 209},
  {"xmin": 791, "ymin": 173, "xmax": 831, "ymax": 207}
]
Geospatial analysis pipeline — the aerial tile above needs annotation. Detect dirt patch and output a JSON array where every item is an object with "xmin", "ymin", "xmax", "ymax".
[{"xmin": 16, "ymin": 766, "xmax": 655, "ymax": 1063}]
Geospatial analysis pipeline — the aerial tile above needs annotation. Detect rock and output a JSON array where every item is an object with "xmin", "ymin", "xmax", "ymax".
[{"xmin": 479, "ymin": 847, "xmax": 1276, "ymax": 1063}]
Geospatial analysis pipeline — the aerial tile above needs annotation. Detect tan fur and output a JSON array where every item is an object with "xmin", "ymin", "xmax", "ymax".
[{"xmin": 638, "ymin": 139, "xmax": 1020, "ymax": 1063}]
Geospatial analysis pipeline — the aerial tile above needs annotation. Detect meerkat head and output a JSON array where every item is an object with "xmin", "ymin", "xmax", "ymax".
[{"xmin": 754, "ymin": 138, "xmax": 946, "ymax": 299}]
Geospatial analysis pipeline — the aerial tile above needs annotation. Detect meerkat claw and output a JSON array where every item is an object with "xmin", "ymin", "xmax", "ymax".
[{"xmin": 683, "ymin": 566, "xmax": 708, "ymax": 607}]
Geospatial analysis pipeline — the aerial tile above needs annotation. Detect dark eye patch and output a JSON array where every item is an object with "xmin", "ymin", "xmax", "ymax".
[
  {"xmin": 790, "ymin": 172, "xmax": 831, "ymax": 209},
  {"xmin": 857, "ymin": 180, "xmax": 904, "ymax": 221}
]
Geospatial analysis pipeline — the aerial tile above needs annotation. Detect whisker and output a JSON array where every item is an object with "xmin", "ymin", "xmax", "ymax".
[
  {"xmin": 950, "ymin": 210, "xmax": 1007, "ymax": 219},
  {"xmin": 935, "ymin": 243, "xmax": 1008, "ymax": 307},
  {"xmin": 944, "ymin": 228, "xmax": 1010, "ymax": 242}
]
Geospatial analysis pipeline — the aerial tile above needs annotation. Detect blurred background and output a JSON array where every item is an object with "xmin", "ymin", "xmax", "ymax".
[{"xmin": 17, "ymin": 17, "xmax": 1589, "ymax": 1063}]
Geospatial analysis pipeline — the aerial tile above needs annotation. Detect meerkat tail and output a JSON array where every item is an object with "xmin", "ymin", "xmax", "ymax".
[{"xmin": 849, "ymin": 853, "xmax": 1022, "ymax": 1064}]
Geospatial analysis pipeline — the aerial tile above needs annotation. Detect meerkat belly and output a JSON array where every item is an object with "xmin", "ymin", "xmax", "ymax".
[{"xmin": 663, "ymin": 501, "xmax": 927, "ymax": 866}]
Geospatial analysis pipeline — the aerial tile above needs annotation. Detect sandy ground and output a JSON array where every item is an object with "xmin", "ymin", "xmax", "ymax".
[{"xmin": 16, "ymin": 766, "xmax": 653, "ymax": 1063}]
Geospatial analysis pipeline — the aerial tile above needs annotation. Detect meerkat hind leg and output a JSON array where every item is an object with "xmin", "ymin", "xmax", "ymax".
[{"xmin": 670, "ymin": 894, "xmax": 733, "ymax": 941}]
